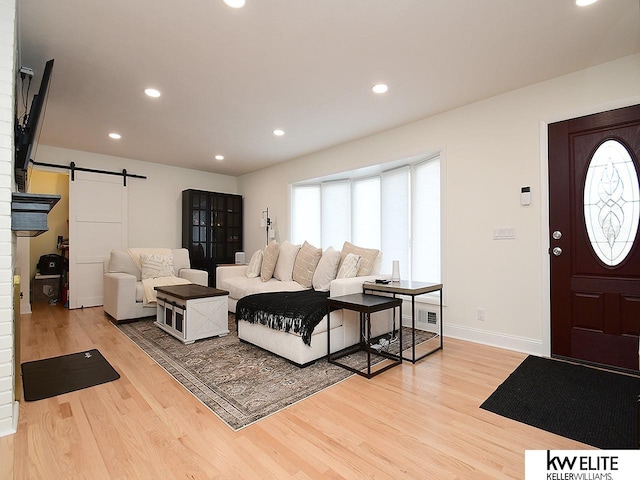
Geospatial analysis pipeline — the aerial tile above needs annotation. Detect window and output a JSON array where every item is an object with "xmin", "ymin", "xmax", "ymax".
[
  {"xmin": 584, "ymin": 139, "xmax": 639, "ymax": 266},
  {"xmin": 291, "ymin": 154, "xmax": 441, "ymax": 283}
]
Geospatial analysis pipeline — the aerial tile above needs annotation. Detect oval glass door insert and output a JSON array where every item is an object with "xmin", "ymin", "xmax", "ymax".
[{"xmin": 584, "ymin": 139, "xmax": 640, "ymax": 266}]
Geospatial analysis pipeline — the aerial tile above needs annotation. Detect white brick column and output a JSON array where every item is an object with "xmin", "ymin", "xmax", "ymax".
[{"xmin": 0, "ymin": 0, "xmax": 18, "ymax": 437}]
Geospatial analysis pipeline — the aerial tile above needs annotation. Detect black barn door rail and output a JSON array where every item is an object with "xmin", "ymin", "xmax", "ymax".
[{"xmin": 32, "ymin": 160, "xmax": 147, "ymax": 186}]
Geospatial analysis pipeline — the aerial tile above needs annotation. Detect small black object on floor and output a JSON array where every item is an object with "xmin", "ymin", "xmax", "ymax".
[
  {"xmin": 480, "ymin": 355, "xmax": 640, "ymax": 449},
  {"xmin": 21, "ymin": 349, "xmax": 120, "ymax": 401}
]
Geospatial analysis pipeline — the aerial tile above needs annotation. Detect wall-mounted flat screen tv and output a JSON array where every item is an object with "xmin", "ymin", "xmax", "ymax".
[{"xmin": 15, "ymin": 58, "xmax": 54, "ymax": 193}]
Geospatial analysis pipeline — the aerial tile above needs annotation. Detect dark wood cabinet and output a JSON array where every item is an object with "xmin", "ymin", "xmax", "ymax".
[{"xmin": 182, "ymin": 189, "xmax": 243, "ymax": 286}]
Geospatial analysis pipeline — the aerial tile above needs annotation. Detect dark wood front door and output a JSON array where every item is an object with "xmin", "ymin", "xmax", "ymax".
[{"xmin": 548, "ymin": 104, "xmax": 640, "ymax": 371}]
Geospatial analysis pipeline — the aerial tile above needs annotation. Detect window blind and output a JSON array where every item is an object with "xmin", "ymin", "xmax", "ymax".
[
  {"xmin": 291, "ymin": 185, "xmax": 321, "ymax": 246},
  {"xmin": 412, "ymin": 158, "xmax": 440, "ymax": 283},
  {"xmin": 381, "ymin": 166, "xmax": 410, "ymax": 278},
  {"xmin": 321, "ymin": 180, "xmax": 350, "ymax": 250},
  {"xmin": 352, "ymin": 176, "xmax": 381, "ymax": 249}
]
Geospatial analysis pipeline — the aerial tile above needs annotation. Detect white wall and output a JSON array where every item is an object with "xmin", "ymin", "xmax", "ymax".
[
  {"xmin": 238, "ymin": 54, "xmax": 640, "ymax": 356},
  {"xmin": 34, "ymin": 146, "xmax": 238, "ymax": 247},
  {"xmin": 0, "ymin": 0, "xmax": 17, "ymax": 438}
]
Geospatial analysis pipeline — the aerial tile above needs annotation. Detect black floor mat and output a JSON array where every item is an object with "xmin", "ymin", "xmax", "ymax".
[
  {"xmin": 480, "ymin": 355, "xmax": 640, "ymax": 449},
  {"xmin": 21, "ymin": 349, "xmax": 120, "ymax": 401}
]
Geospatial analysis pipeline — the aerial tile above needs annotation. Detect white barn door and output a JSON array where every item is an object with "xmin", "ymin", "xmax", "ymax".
[{"xmin": 68, "ymin": 171, "xmax": 128, "ymax": 309}]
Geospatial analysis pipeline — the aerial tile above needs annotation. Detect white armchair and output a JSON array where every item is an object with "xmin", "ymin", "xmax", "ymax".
[{"xmin": 103, "ymin": 248, "xmax": 208, "ymax": 323}]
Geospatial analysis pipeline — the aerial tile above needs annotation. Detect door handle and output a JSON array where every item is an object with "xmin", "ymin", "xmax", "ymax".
[
  {"xmin": 552, "ymin": 230, "xmax": 562, "ymax": 240},
  {"xmin": 552, "ymin": 247, "xmax": 563, "ymax": 256}
]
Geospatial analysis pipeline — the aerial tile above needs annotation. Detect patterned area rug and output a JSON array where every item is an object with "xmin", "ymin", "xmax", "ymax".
[{"xmin": 117, "ymin": 314, "xmax": 435, "ymax": 430}]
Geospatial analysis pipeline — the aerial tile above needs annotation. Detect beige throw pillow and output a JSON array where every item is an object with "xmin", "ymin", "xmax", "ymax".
[
  {"xmin": 273, "ymin": 241, "xmax": 301, "ymax": 281},
  {"xmin": 336, "ymin": 253, "xmax": 361, "ymax": 279},
  {"xmin": 245, "ymin": 250, "xmax": 263, "ymax": 278},
  {"xmin": 340, "ymin": 241, "xmax": 380, "ymax": 276},
  {"xmin": 312, "ymin": 246, "xmax": 341, "ymax": 292},
  {"xmin": 140, "ymin": 253, "xmax": 174, "ymax": 279},
  {"xmin": 292, "ymin": 241, "xmax": 322, "ymax": 288},
  {"xmin": 260, "ymin": 241, "xmax": 280, "ymax": 282}
]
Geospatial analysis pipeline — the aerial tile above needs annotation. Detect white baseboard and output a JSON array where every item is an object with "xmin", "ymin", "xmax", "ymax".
[
  {"xmin": 0, "ymin": 401, "xmax": 19, "ymax": 438},
  {"xmin": 444, "ymin": 323, "xmax": 545, "ymax": 356},
  {"xmin": 20, "ymin": 300, "xmax": 31, "ymax": 314}
]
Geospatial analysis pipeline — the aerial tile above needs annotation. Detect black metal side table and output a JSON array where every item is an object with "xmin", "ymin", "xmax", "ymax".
[
  {"xmin": 327, "ymin": 293, "xmax": 402, "ymax": 379},
  {"xmin": 363, "ymin": 280, "xmax": 443, "ymax": 363}
]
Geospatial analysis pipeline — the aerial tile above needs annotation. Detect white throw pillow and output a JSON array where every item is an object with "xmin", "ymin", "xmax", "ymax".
[
  {"xmin": 312, "ymin": 246, "xmax": 341, "ymax": 291},
  {"xmin": 292, "ymin": 241, "xmax": 322, "ymax": 288},
  {"xmin": 260, "ymin": 241, "xmax": 280, "ymax": 282},
  {"xmin": 140, "ymin": 253, "xmax": 174, "ymax": 279},
  {"xmin": 336, "ymin": 253, "xmax": 361, "ymax": 279},
  {"xmin": 245, "ymin": 250, "xmax": 263, "ymax": 278},
  {"xmin": 273, "ymin": 241, "xmax": 301, "ymax": 281}
]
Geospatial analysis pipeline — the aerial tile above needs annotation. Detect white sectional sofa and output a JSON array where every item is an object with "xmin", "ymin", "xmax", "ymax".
[{"xmin": 217, "ymin": 241, "xmax": 393, "ymax": 366}]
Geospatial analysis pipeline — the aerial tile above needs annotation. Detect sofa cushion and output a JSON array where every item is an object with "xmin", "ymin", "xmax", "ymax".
[
  {"xmin": 140, "ymin": 253, "xmax": 175, "ymax": 279},
  {"xmin": 312, "ymin": 246, "xmax": 341, "ymax": 292},
  {"xmin": 171, "ymin": 248, "xmax": 191, "ymax": 273},
  {"xmin": 337, "ymin": 253, "xmax": 361, "ymax": 279},
  {"xmin": 273, "ymin": 241, "xmax": 301, "ymax": 282},
  {"xmin": 261, "ymin": 241, "xmax": 280, "ymax": 281},
  {"xmin": 293, "ymin": 241, "xmax": 322, "ymax": 288},
  {"xmin": 108, "ymin": 249, "xmax": 140, "ymax": 280},
  {"xmin": 246, "ymin": 250, "xmax": 263, "ymax": 278},
  {"xmin": 223, "ymin": 276, "xmax": 304, "ymax": 300},
  {"xmin": 340, "ymin": 241, "xmax": 380, "ymax": 276},
  {"xmin": 135, "ymin": 282, "xmax": 144, "ymax": 303}
]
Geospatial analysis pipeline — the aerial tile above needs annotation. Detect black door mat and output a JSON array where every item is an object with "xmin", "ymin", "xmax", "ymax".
[
  {"xmin": 480, "ymin": 355, "xmax": 640, "ymax": 449},
  {"xmin": 21, "ymin": 349, "xmax": 120, "ymax": 401}
]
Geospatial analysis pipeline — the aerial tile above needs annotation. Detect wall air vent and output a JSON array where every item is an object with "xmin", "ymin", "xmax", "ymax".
[{"xmin": 417, "ymin": 309, "xmax": 438, "ymax": 325}]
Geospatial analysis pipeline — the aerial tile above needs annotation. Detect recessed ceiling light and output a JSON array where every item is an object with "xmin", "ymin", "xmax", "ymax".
[
  {"xmin": 273, "ymin": 129, "xmax": 285, "ymax": 136},
  {"xmin": 372, "ymin": 83, "xmax": 388, "ymax": 94},
  {"xmin": 224, "ymin": 0, "xmax": 246, "ymax": 8},
  {"xmin": 215, "ymin": 155, "xmax": 224, "ymax": 161},
  {"xmin": 144, "ymin": 88, "xmax": 161, "ymax": 98},
  {"xmin": 108, "ymin": 132, "xmax": 121, "ymax": 139},
  {"xmin": 576, "ymin": 0, "xmax": 598, "ymax": 6}
]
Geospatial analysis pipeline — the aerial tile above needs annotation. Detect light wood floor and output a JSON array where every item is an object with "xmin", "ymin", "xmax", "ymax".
[{"xmin": 0, "ymin": 303, "xmax": 588, "ymax": 479}]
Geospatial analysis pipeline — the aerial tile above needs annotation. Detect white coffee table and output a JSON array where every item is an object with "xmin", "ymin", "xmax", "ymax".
[{"xmin": 155, "ymin": 284, "xmax": 229, "ymax": 344}]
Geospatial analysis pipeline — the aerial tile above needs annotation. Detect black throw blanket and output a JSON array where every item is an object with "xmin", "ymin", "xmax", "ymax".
[{"xmin": 236, "ymin": 290, "xmax": 331, "ymax": 346}]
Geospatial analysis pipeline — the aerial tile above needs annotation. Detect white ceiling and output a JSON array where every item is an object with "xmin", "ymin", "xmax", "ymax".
[{"xmin": 17, "ymin": 0, "xmax": 640, "ymax": 177}]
